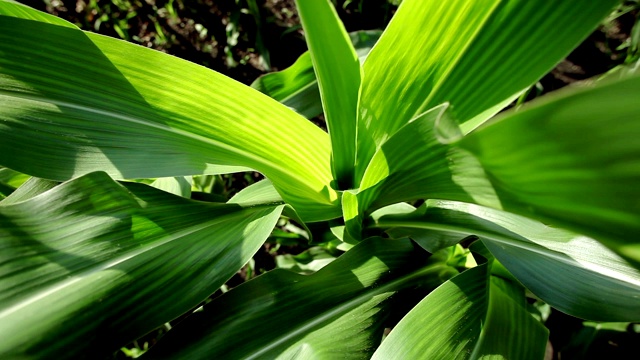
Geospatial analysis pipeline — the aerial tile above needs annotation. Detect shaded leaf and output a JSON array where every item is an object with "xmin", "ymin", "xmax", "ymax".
[
  {"xmin": 0, "ymin": 172, "xmax": 283, "ymax": 358},
  {"xmin": 145, "ymin": 238, "xmax": 456, "ymax": 359},
  {"xmin": 372, "ymin": 264, "xmax": 548, "ymax": 360}
]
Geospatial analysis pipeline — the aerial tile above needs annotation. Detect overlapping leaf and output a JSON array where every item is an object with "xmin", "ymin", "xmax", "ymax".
[
  {"xmin": 370, "ymin": 200, "xmax": 640, "ymax": 321},
  {"xmin": 355, "ymin": 0, "xmax": 620, "ymax": 181},
  {"xmin": 459, "ymin": 74, "xmax": 640, "ymax": 266},
  {"xmin": 295, "ymin": 0, "xmax": 360, "ymax": 188},
  {"xmin": 0, "ymin": 172, "xmax": 283, "ymax": 358},
  {"xmin": 145, "ymin": 238, "xmax": 457, "ymax": 359},
  {"xmin": 372, "ymin": 264, "xmax": 548, "ymax": 359},
  {"xmin": 0, "ymin": 1, "xmax": 338, "ymax": 221},
  {"xmin": 251, "ymin": 30, "xmax": 381, "ymax": 120}
]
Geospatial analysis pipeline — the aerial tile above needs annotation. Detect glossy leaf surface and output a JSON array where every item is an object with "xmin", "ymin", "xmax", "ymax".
[
  {"xmin": 372, "ymin": 264, "xmax": 548, "ymax": 359},
  {"xmin": 146, "ymin": 238, "xmax": 456, "ymax": 359},
  {"xmin": 370, "ymin": 200, "xmax": 640, "ymax": 321},
  {"xmin": 0, "ymin": 172, "xmax": 283, "ymax": 358}
]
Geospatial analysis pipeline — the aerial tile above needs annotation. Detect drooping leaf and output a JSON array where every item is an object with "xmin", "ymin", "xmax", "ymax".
[
  {"xmin": 145, "ymin": 238, "xmax": 457, "ymax": 359},
  {"xmin": 0, "ymin": 172, "xmax": 283, "ymax": 358},
  {"xmin": 372, "ymin": 264, "xmax": 548, "ymax": 360},
  {"xmin": 296, "ymin": 0, "xmax": 361, "ymax": 188},
  {"xmin": 0, "ymin": 3, "xmax": 338, "ymax": 221},
  {"xmin": 370, "ymin": 200, "xmax": 640, "ymax": 321},
  {"xmin": 355, "ymin": 0, "xmax": 620, "ymax": 181},
  {"xmin": 459, "ymin": 74, "xmax": 640, "ymax": 266}
]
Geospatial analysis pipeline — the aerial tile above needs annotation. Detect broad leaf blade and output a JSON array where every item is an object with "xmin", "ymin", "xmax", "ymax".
[
  {"xmin": 370, "ymin": 200, "xmax": 640, "ymax": 321},
  {"xmin": 0, "ymin": 172, "xmax": 283, "ymax": 358},
  {"xmin": 460, "ymin": 74, "xmax": 640, "ymax": 266},
  {"xmin": 372, "ymin": 264, "xmax": 548, "ymax": 360},
  {"xmin": 0, "ymin": 10, "xmax": 338, "ymax": 221},
  {"xmin": 355, "ymin": 0, "xmax": 619, "ymax": 181},
  {"xmin": 145, "ymin": 238, "xmax": 455, "ymax": 359},
  {"xmin": 296, "ymin": 0, "xmax": 361, "ymax": 188}
]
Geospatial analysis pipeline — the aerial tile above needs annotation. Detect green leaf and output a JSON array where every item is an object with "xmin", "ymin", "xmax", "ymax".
[
  {"xmin": 372, "ymin": 264, "xmax": 548, "ymax": 360},
  {"xmin": 0, "ymin": 167, "xmax": 30, "ymax": 189},
  {"xmin": 149, "ymin": 176, "xmax": 192, "ymax": 198},
  {"xmin": 0, "ymin": 8, "xmax": 339, "ymax": 221},
  {"xmin": 145, "ymin": 238, "xmax": 456, "ymax": 359},
  {"xmin": 0, "ymin": 176, "xmax": 58, "ymax": 205},
  {"xmin": 250, "ymin": 30, "xmax": 381, "ymax": 120},
  {"xmin": 355, "ymin": 103, "xmax": 498, "ymax": 215},
  {"xmin": 251, "ymin": 52, "xmax": 322, "ymax": 119},
  {"xmin": 296, "ymin": 0, "xmax": 361, "ymax": 188},
  {"xmin": 275, "ymin": 246, "xmax": 337, "ymax": 274},
  {"xmin": 370, "ymin": 200, "xmax": 640, "ymax": 321},
  {"xmin": 355, "ymin": 0, "xmax": 620, "ymax": 181},
  {"xmin": 0, "ymin": 0, "xmax": 77, "ymax": 28},
  {"xmin": 0, "ymin": 172, "xmax": 283, "ymax": 358},
  {"xmin": 459, "ymin": 74, "xmax": 640, "ymax": 266}
]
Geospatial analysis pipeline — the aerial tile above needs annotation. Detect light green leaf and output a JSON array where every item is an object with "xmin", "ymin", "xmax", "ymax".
[
  {"xmin": 0, "ymin": 172, "xmax": 283, "ymax": 358},
  {"xmin": 145, "ymin": 237, "xmax": 456, "ymax": 359},
  {"xmin": 0, "ymin": 8, "xmax": 339, "ymax": 221},
  {"xmin": 228, "ymin": 178, "xmax": 282, "ymax": 206},
  {"xmin": 296, "ymin": 0, "xmax": 361, "ymax": 188},
  {"xmin": 370, "ymin": 200, "xmax": 640, "ymax": 321},
  {"xmin": 0, "ymin": 167, "xmax": 30, "ymax": 189},
  {"xmin": 149, "ymin": 176, "xmax": 192, "ymax": 198},
  {"xmin": 459, "ymin": 74, "xmax": 640, "ymax": 266},
  {"xmin": 355, "ymin": 0, "xmax": 620, "ymax": 181},
  {"xmin": 372, "ymin": 264, "xmax": 548, "ymax": 360}
]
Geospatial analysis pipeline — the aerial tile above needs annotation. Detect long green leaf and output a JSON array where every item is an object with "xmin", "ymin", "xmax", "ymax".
[
  {"xmin": 145, "ymin": 238, "xmax": 457, "ymax": 359},
  {"xmin": 0, "ymin": 172, "xmax": 283, "ymax": 358},
  {"xmin": 372, "ymin": 264, "xmax": 548, "ymax": 359},
  {"xmin": 355, "ymin": 0, "xmax": 619, "ymax": 182},
  {"xmin": 370, "ymin": 200, "xmax": 640, "ymax": 321},
  {"xmin": 459, "ymin": 74, "xmax": 640, "ymax": 266},
  {"xmin": 0, "ymin": 3, "xmax": 339, "ymax": 221},
  {"xmin": 296, "ymin": 0, "xmax": 361, "ymax": 188}
]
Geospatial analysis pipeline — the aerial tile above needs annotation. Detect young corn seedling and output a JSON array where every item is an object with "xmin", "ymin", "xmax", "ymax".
[{"xmin": 0, "ymin": 0, "xmax": 639, "ymax": 358}]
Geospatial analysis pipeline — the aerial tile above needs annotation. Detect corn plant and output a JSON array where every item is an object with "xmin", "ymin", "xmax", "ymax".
[{"xmin": 1, "ymin": 0, "xmax": 640, "ymax": 358}]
